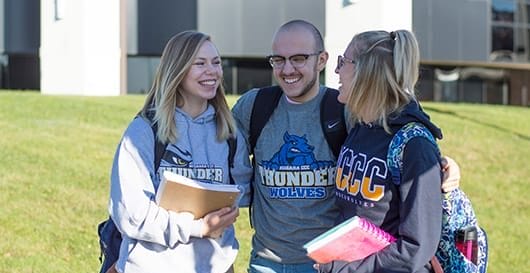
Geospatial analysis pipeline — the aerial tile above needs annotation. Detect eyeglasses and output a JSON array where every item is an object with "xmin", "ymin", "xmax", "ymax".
[
  {"xmin": 267, "ymin": 51, "xmax": 322, "ymax": 69},
  {"xmin": 337, "ymin": 55, "xmax": 356, "ymax": 70}
]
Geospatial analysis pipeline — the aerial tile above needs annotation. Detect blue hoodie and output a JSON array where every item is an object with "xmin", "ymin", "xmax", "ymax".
[
  {"xmin": 321, "ymin": 101, "xmax": 443, "ymax": 273},
  {"xmin": 108, "ymin": 105, "xmax": 253, "ymax": 273}
]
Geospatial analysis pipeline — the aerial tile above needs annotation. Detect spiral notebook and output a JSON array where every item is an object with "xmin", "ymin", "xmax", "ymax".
[{"xmin": 303, "ymin": 216, "xmax": 396, "ymax": 263}]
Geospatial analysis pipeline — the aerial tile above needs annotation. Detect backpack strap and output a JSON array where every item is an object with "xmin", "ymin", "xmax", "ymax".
[
  {"xmin": 247, "ymin": 86, "xmax": 282, "ymax": 228},
  {"xmin": 320, "ymin": 88, "xmax": 347, "ymax": 158},
  {"xmin": 386, "ymin": 122, "xmax": 439, "ymax": 185},
  {"xmin": 227, "ymin": 136, "xmax": 237, "ymax": 185},
  {"xmin": 249, "ymin": 86, "xmax": 283, "ymax": 152},
  {"xmin": 153, "ymin": 125, "xmax": 167, "ymax": 171},
  {"xmin": 386, "ymin": 122, "xmax": 444, "ymax": 272},
  {"xmin": 143, "ymin": 110, "xmax": 168, "ymax": 170}
]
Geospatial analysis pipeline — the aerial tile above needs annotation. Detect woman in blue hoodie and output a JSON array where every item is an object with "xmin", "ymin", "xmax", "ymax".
[
  {"xmin": 107, "ymin": 31, "xmax": 252, "ymax": 273},
  {"xmin": 317, "ymin": 30, "xmax": 444, "ymax": 273}
]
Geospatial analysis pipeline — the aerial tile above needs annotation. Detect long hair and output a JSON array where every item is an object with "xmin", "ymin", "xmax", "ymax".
[
  {"xmin": 344, "ymin": 30, "xmax": 420, "ymax": 133},
  {"xmin": 140, "ymin": 30, "xmax": 236, "ymax": 144}
]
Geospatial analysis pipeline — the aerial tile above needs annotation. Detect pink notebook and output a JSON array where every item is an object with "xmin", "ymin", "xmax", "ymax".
[{"xmin": 304, "ymin": 216, "xmax": 396, "ymax": 263}]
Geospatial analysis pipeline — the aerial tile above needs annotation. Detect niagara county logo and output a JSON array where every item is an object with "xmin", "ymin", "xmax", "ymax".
[
  {"xmin": 258, "ymin": 132, "xmax": 336, "ymax": 199},
  {"xmin": 159, "ymin": 145, "xmax": 223, "ymax": 183}
]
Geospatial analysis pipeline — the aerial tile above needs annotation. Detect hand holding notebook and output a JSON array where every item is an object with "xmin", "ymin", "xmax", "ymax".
[
  {"xmin": 303, "ymin": 216, "xmax": 396, "ymax": 263},
  {"xmin": 155, "ymin": 171, "xmax": 241, "ymax": 219}
]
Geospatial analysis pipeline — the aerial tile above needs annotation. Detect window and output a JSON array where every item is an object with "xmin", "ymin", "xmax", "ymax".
[
  {"xmin": 491, "ymin": 0, "xmax": 530, "ymax": 62},
  {"xmin": 492, "ymin": 26, "xmax": 514, "ymax": 52},
  {"xmin": 222, "ymin": 58, "xmax": 272, "ymax": 95},
  {"xmin": 492, "ymin": 0, "xmax": 515, "ymax": 22}
]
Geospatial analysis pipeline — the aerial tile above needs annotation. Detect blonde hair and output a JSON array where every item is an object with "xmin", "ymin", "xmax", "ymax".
[
  {"xmin": 140, "ymin": 30, "xmax": 236, "ymax": 144},
  {"xmin": 344, "ymin": 30, "xmax": 420, "ymax": 133}
]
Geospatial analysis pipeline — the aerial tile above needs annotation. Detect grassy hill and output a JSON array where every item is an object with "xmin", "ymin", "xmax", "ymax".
[{"xmin": 0, "ymin": 91, "xmax": 528, "ymax": 273}]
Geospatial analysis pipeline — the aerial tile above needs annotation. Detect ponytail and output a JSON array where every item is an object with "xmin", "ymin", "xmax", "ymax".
[{"xmin": 392, "ymin": 30, "xmax": 420, "ymax": 97}]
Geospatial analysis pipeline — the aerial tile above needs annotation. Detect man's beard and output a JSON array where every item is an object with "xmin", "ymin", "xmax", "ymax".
[{"xmin": 291, "ymin": 63, "xmax": 319, "ymax": 100}]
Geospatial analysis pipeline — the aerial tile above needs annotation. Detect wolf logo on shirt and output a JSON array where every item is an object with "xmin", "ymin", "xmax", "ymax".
[
  {"xmin": 258, "ymin": 132, "xmax": 336, "ymax": 199},
  {"xmin": 262, "ymin": 132, "xmax": 333, "ymax": 170}
]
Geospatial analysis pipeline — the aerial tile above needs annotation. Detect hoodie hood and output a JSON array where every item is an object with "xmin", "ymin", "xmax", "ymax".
[
  {"xmin": 388, "ymin": 100, "xmax": 443, "ymax": 140},
  {"xmin": 174, "ymin": 104, "xmax": 216, "ymax": 124}
]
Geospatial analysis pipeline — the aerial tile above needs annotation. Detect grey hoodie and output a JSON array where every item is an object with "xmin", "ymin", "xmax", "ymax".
[{"xmin": 109, "ymin": 105, "xmax": 253, "ymax": 273}]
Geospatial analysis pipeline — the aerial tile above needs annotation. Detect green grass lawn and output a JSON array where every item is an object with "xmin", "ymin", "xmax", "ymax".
[{"xmin": 0, "ymin": 91, "xmax": 528, "ymax": 273}]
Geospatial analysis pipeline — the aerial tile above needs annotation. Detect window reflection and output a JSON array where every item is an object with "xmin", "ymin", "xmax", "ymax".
[
  {"xmin": 492, "ymin": 26, "xmax": 514, "ymax": 52},
  {"xmin": 492, "ymin": 0, "xmax": 515, "ymax": 22},
  {"xmin": 490, "ymin": 0, "xmax": 530, "ymax": 62}
]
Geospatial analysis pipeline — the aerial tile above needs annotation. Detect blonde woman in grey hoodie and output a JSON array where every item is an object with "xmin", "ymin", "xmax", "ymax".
[{"xmin": 107, "ymin": 31, "xmax": 252, "ymax": 273}]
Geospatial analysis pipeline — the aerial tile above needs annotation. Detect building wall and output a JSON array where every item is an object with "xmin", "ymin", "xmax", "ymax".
[
  {"xmin": 127, "ymin": 0, "xmax": 197, "ymax": 93},
  {"xmin": 2, "ymin": 0, "xmax": 40, "ymax": 54},
  {"xmin": 0, "ymin": 0, "xmax": 40, "ymax": 89},
  {"xmin": 40, "ymin": 0, "xmax": 123, "ymax": 96},
  {"xmin": 198, "ymin": 0, "xmax": 325, "ymax": 57},
  {"xmin": 130, "ymin": 0, "xmax": 197, "ymax": 55},
  {"xmin": 413, "ymin": 0, "xmax": 489, "ymax": 62},
  {"xmin": 509, "ymin": 70, "xmax": 530, "ymax": 106},
  {"xmin": 128, "ymin": 0, "xmax": 326, "ymax": 94},
  {"xmin": 325, "ymin": 0, "xmax": 413, "ymax": 89},
  {"xmin": 11, "ymin": 0, "xmax": 530, "ymax": 105},
  {"xmin": 197, "ymin": 0, "xmax": 325, "ymax": 94}
]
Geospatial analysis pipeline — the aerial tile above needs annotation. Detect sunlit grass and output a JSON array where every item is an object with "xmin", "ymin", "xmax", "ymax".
[{"xmin": 0, "ymin": 91, "xmax": 528, "ymax": 272}]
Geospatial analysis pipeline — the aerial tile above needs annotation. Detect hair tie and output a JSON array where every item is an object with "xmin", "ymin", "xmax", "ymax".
[{"xmin": 390, "ymin": 31, "xmax": 396, "ymax": 40}]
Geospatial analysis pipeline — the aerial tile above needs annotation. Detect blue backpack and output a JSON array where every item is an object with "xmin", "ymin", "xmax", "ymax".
[{"xmin": 387, "ymin": 122, "xmax": 489, "ymax": 273}]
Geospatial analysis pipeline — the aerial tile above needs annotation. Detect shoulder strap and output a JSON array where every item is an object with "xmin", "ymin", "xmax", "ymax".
[
  {"xmin": 227, "ymin": 136, "xmax": 237, "ymax": 185},
  {"xmin": 387, "ymin": 122, "xmax": 438, "ymax": 185},
  {"xmin": 320, "ymin": 88, "xmax": 347, "ymax": 158},
  {"xmin": 247, "ymin": 86, "xmax": 282, "ymax": 228},
  {"xmin": 249, "ymin": 86, "xmax": 283, "ymax": 153},
  {"xmin": 142, "ymin": 110, "xmax": 168, "ymax": 171},
  {"xmin": 153, "ymin": 129, "xmax": 166, "ymax": 171}
]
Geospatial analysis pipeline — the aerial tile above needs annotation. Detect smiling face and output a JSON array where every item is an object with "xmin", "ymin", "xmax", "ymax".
[
  {"xmin": 335, "ymin": 44, "xmax": 357, "ymax": 104},
  {"xmin": 180, "ymin": 40, "xmax": 222, "ymax": 114},
  {"xmin": 271, "ymin": 27, "xmax": 327, "ymax": 103}
]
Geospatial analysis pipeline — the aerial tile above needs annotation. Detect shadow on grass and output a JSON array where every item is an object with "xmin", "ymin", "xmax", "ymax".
[{"xmin": 423, "ymin": 106, "xmax": 530, "ymax": 142}]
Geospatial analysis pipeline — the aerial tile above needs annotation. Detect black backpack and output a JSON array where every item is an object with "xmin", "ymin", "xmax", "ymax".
[
  {"xmin": 97, "ymin": 113, "xmax": 237, "ymax": 273},
  {"xmin": 246, "ymin": 86, "xmax": 347, "ymax": 226}
]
